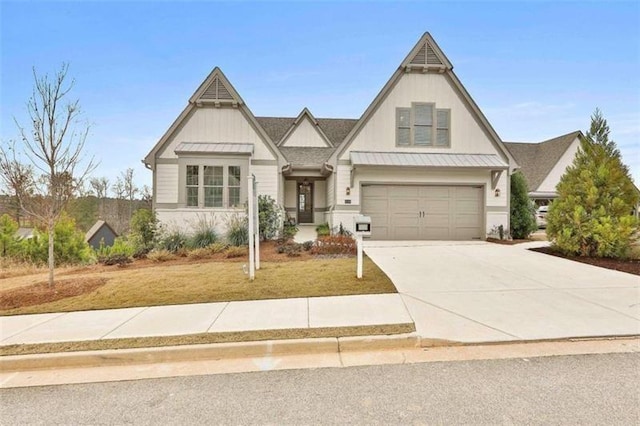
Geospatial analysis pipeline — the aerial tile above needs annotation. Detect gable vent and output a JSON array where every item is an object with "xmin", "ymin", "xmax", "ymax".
[
  {"xmin": 410, "ymin": 44, "xmax": 426, "ymax": 65},
  {"xmin": 200, "ymin": 76, "xmax": 234, "ymax": 100},
  {"xmin": 426, "ymin": 44, "xmax": 443, "ymax": 65}
]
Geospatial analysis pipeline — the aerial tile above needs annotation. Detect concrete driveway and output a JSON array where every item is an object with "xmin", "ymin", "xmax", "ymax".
[{"xmin": 364, "ymin": 241, "xmax": 640, "ymax": 343}]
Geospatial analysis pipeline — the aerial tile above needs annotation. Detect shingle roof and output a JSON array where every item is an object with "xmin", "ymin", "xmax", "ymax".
[
  {"xmin": 255, "ymin": 116, "xmax": 358, "ymax": 146},
  {"xmin": 85, "ymin": 220, "xmax": 118, "ymax": 243},
  {"xmin": 280, "ymin": 147, "xmax": 335, "ymax": 165},
  {"xmin": 504, "ymin": 131, "xmax": 581, "ymax": 191},
  {"xmin": 350, "ymin": 152, "xmax": 508, "ymax": 168}
]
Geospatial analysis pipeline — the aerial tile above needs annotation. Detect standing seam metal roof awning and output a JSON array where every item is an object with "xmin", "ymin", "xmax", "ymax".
[
  {"xmin": 174, "ymin": 142, "xmax": 254, "ymax": 155},
  {"xmin": 350, "ymin": 151, "xmax": 508, "ymax": 169}
]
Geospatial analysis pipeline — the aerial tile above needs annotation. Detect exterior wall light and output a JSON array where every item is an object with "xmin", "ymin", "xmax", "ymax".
[
  {"xmin": 346, "ymin": 187, "xmax": 351, "ymax": 196},
  {"xmin": 494, "ymin": 188, "xmax": 501, "ymax": 197}
]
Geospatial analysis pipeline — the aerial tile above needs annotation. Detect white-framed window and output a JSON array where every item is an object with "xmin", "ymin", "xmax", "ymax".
[
  {"xmin": 183, "ymin": 163, "xmax": 245, "ymax": 209},
  {"xmin": 396, "ymin": 103, "xmax": 450, "ymax": 147}
]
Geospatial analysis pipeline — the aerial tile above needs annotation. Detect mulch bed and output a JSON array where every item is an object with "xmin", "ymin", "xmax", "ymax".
[
  {"xmin": 530, "ymin": 246, "xmax": 640, "ymax": 276},
  {"xmin": 0, "ymin": 277, "xmax": 108, "ymax": 310},
  {"xmin": 486, "ymin": 238, "xmax": 533, "ymax": 245}
]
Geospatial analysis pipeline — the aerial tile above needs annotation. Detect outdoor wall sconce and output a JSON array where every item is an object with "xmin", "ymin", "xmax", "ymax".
[
  {"xmin": 494, "ymin": 188, "xmax": 501, "ymax": 197},
  {"xmin": 346, "ymin": 187, "xmax": 351, "ymax": 196}
]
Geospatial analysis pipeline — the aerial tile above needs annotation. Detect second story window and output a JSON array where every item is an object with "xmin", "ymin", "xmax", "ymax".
[{"xmin": 396, "ymin": 103, "xmax": 451, "ymax": 147}]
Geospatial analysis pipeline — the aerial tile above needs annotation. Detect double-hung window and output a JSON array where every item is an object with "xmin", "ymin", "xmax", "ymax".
[
  {"xmin": 184, "ymin": 164, "xmax": 244, "ymax": 208},
  {"xmin": 396, "ymin": 103, "xmax": 450, "ymax": 147}
]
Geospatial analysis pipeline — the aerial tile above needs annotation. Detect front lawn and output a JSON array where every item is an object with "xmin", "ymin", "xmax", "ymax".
[{"xmin": 0, "ymin": 256, "xmax": 396, "ymax": 316}]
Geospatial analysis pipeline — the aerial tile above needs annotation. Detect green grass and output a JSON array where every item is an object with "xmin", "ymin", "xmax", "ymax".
[{"xmin": 0, "ymin": 257, "xmax": 397, "ymax": 316}]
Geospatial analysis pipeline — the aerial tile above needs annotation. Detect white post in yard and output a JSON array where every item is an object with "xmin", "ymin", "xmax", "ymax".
[
  {"xmin": 356, "ymin": 234, "xmax": 363, "ymax": 279},
  {"xmin": 254, "ymin": 177, "xmax": 260, "ymax": 270},
  {"xmin": 247, "ymin": 174, "xmax": 255, "ymax": 281}
]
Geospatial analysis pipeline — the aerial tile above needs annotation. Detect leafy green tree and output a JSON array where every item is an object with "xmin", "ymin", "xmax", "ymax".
[
  {"xmin": 0, "ymin": 213, "xmax": 19, "ymax": 257},
  {"xmin": 547, "ymin": 109, "xmax": 639, "ymax": 258},
  {"xmin": 510, "ymin": 172, "xmax": 537, "ymax": 239},
  {"xmin": 23, "ymin": 214, "xmax": 93, "ymax": 265},
  {"xmin": 129, "ymin": 208, "xmax": 158, "ymax": 254},
  {"xmin": 257, "ymin": 195, "xmax": 284, "ymax": 241}
]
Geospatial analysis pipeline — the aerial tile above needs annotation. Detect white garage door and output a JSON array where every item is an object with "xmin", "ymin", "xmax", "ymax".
[{"xmin": 361, "ymin": 185, "xmax": 483, "ymax": 240}]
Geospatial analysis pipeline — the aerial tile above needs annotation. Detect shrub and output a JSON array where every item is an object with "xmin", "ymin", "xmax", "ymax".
[
  {"xmin": 0, "ymin": 214, "xmax": 19, "ymax": 258},
  {"xmin": 315, "ymin": 223, "xmax": 330, "ymax": 237},
  {"xmin": 258, "ymin": 195, "xmax": 284, "ymax": 241},
  {"xmin": 280, "ymin": 220, "xmax": 298, "ymax": 242},
  {"xmin": 207, "ymin": 242, "xmax": 228, "ymax": 254},
  {"xmin": 225, "ymin": 246, "xmax": 247, "ymax": 258},
  {"xmin": 226, "ymin": 215, "xmax": 249, "ymax": 246},
  {"xmin": 510, "ymin": 172, "xmax": 537, "ymax": 239},
  {"xmin": 96, "ymin": 237, "xmax": 134, "ymax": 265},
  {"xmin": 156, "ymin": 229, "xmax": 188, "ymax": 253},
  {"xmin": 547, "ymin": 110, "xmax": 639, "ymax": 258},
  {"xmin": 187, "ymin": 214, "xmax": 219, "ymax": 248},
  {"xmin": 187, "ymin": 247, "xmax": 211, "ymax": 260},
  {"xmin": 276, "ymin": 242, "xmax": 303, "ymax": 256},
  {"xmin": 332, "ymin": 222, "xmax": 352, "ymax": 237},
  {"xmin": 22, "ymin": 215, "xmax": 94, "ymax": 265},
  {"xmin": 302, "ymin": 240, "xmax": 314, "ymax": 251},
  {"xmin": 147, "ymin": 249, "xmax": 175, "ymax": 262},
  {"xmin": 129, "ymin": 209, "xmax": 158, "ymax": 254},
  {"xmin": 311, "ymin": 235, "xmax": 356, "ymax": 255}
]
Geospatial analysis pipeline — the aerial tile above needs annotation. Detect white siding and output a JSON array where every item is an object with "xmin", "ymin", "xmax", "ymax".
[
  {"xmin": 281, "ymin": 117, "xmax": 330, "ymax": 147},
  {"xmin": 326, "ymin": 173, "xmax": 335, "ymax": 208},
  {"xmin": 340, "ymin": 73, "xmax": 502, "ymax": 160},
  {"xmin": 487, "ymin": 172, "xmax": 508, "ymax": 207},
  {"xmin": 284, "ymin": 180, "xmax": 297, "ymax": 221},
  {"xmin": 336, "ymin": 165, "xmax": 352, "ymax": 205},
  {"xmin": 159, "ymin": 107, "xmax": 275, "ymax": 161},
  {"xmin": 156, "ymin": 164, "xmax": 179, "ymax": 204},
  {"xmin": 252, "ymin": 165, "xmax": 279, "ymax": 201},
  {"xmin": 156, "ymin": 209, "xmax": 246, "ymax": 236},
  {"xmin": 314, "ymin": 180, "xmax": 327, "ymax": 223},
  {"xmin": 537, "ymin": 137, "xmax": 579, "ymax": 192}
]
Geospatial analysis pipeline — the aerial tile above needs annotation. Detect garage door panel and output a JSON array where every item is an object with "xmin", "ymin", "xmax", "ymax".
[
  {"xmin": 424, "ymin": 200, "xmax": 450, "ymax": 214},
  {"xmin": 362, "ymin": 184, "xmax": 483, "ymax": 241}
]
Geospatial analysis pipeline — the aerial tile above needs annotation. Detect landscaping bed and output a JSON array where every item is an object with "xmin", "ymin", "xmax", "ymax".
[
  {"xmin": 0, "ymin": 242, "xmax": 396, "ymax": 316},
  {"xmin": 529, "ymin": 246, "xmax": 640, "ymax": 276}
]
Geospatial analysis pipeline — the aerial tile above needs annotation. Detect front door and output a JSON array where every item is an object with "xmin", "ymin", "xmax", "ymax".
[{"xmin": 297, "ymin": 181, "xmax": 313, "ymax": 223}]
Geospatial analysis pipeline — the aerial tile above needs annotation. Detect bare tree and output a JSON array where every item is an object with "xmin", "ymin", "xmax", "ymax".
[
  {"xmin": 0, "ymin": 64, "xmax": 95, "ymax": 287},
  {"xmin": 121, "ymin": 168, "xmax": 138, "ymax": 223},
  {"xmin": 90, "ymin": 176, "xmax": 109, "ymax": 218}
]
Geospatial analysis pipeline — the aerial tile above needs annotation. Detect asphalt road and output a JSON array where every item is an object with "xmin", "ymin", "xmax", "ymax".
[{"xmin": 2, "ymin": 353, "xmax": 639, "ymax": 425}]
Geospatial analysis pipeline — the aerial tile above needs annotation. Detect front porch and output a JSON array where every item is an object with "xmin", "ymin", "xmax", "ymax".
[{"xmin": 284, "ymin": 178, "xmax": 328, "ymax": 226}]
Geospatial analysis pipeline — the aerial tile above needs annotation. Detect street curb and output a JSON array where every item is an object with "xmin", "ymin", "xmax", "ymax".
[
  {"xmin": 419, "ymin": 334, "xmax": 640, "ymax": 348},
  {"xmin": 0, "ymin": 333, "xmax": 420, "ymax": 372}
]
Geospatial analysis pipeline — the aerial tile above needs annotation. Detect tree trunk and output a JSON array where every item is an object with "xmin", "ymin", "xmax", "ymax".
[{"xmin": 48, "ymin": 221, "xmax": 55, "ymax": 288}]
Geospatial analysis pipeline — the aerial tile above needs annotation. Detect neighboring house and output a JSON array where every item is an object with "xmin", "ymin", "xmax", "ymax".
[
  {"xmin": 144, "ymin": 33, "xmax": 516, "ymax": 241},
  {"xmin": 85, "ymin": 220, "xmax": 118, "ymax": 249},
  {"xmin": 15, "ymin": 227, "xmax": 35, "ymax": 240},
  {"xmin": 504, "ymin": 131, "xmax": 582, "ymax": 206}
]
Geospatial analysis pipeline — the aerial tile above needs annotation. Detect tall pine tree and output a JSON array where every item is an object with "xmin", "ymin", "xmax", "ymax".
[{"xmin": 547, "ymin": 109, "xmax": 638, "ymax": 257}]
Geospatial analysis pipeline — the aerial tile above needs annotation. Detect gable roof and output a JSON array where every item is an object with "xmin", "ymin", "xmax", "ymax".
[
  {"xmin": 85, "ymin": 220, "xmax": 118, "ymax": 243},
  {"xmin": 504, "ymin": 130, "xmax": 581, "ymax": 191},
  {"xmin": 328, "ymin": 32, "xmax": 517, "ymax": 169},
  {"xmin": 255, "ymin": 116, "xmax": 358, "ymax": 147},
  {"xmin": 143, "ymin": 67, "xmax": 285, "ymax": 167},
  {"xmin": 277, "ymin": 108, "xmax": 333, "ymax": 147}
]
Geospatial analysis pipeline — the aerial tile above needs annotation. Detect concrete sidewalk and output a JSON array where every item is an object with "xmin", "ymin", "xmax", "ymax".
[{"xmin": 0, "ymin": 294, "xmax": 413, "ymax": 346}]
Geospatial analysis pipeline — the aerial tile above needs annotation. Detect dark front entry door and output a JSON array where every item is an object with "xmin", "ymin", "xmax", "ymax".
[{"xmin": 297, "ymin": 181, "xmax": 313, "ymax": 223}]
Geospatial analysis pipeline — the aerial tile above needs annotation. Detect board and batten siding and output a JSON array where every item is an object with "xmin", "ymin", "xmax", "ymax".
[
  {"xmin": 281, "ymin": 117, "xmax": 329, "ymax": 147},
  {"xmin": 252, "ymin": 165, "xmax": 279, "ymax": 201},
  {"xmin": 537, "ymin": 137, "xmax": 579, "ymax": 193},
  {"xmin": 157, "ymin": 107, "xmax": 275, "ymax": 161},
  {"xmin": 156, "ymin": 164, "xmax": 179, "ymax": 204},
  {"xmin": 340, "ymin": 73, "xmax": 503, "ymax": 160}
]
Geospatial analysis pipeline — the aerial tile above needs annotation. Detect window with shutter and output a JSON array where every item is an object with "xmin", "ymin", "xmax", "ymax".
[
  {"xmin": 396, "ymin": 108, "xmax": 411, "ymax": 146},
  {"xmin": 436, "ymin": 109, "xmax": 450, "ymax": 147},
  {"xmin": 414, "ymin": 103, "xmax": 433, "ymax": 146}
]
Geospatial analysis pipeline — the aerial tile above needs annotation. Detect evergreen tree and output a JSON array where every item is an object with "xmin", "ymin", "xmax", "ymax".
[
  {"xmin": 510, "ymin": 172, "xmax": 537, "ymax": 239},
  {"xmin": 547, "ymin": 109, "xmax": 639, "ymax": 257}
]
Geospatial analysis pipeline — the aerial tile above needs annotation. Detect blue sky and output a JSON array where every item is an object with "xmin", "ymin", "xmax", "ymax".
[{"xmin": 1, "ymin": 1, "xmax": 639, "ymax": 189}]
